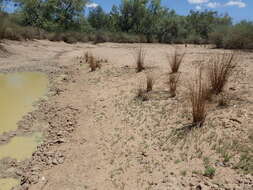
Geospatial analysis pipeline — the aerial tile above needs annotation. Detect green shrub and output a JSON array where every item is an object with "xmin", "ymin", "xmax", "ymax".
[
  {"xmin": 0, "ymin": 13, "xmax": 47, "ymax": 41},
  {"xmin": 49, "ymin": 32, "xmax": 90, "ymax": 44},
  {"xmin": 204, "ymin": 166, "xmax": 216, "ymax": 178},
  {"xmin": 210, "ymin": 21, "xmax": 253, "ymax": 49},
  {"xmin": 209, "ymin": 26, "xmax": 228, "ymax": 48},
  {"xmin": 186, "ymin": 33, "xmax": 204, "ymax": 44},
  {"xmin": 93, "ymin": 31, "xmax": 110, "ymax": 44}
]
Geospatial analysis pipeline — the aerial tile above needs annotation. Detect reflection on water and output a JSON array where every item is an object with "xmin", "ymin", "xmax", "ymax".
[
  {"xmin": 0, "ymin": 72, "xmax": 48, "ymax": 134},
  {"xmin": 0, "ymin": 132, "xmax": 43, "ymax": 161},
  {"xmin": 0, "ymin": 178, "xmax": 19, "ymax": 190}
]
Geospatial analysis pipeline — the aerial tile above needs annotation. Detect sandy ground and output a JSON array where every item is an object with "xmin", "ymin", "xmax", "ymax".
[{"xmin": 0, "ymin": 40, "xmax": 252, "ymax": 190}]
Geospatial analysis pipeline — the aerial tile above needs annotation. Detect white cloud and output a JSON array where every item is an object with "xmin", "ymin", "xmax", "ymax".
[
  {"xmin": 225, "ymin": 0, "xmax": 246, "ymax": 8},
  {"xmin": 206, "ymin": 2, "xmax": 221, "ymax": 8},
  {"xmin": 86, "ymin": 2, "xmax": 99, "ymax": 8},
  {"xmin": 195, "ymin": 5, "xmax": 202, "ymax": 10},
  {"xmin": 189, "ymin": 0, "xmax": 247, "ymax": 9},
  {"xmin": 188, "ymin": 0, "xmax": 209, "ymax": 4}
]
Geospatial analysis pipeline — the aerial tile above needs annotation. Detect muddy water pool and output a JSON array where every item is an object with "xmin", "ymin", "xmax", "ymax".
[{"xmin": 0, "ymin": 72, "xmax": 48, "ymax": 190}]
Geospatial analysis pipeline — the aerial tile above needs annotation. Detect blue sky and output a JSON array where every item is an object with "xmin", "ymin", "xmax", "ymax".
[{"xmin": 87, "ymin": 0, "xmax": 253, "ymax": 22}]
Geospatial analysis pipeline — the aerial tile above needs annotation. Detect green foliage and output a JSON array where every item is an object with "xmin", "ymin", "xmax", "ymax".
[
  {"xmin": 204, "ymin": 166, "xmax": 216, "ymax": 178},
  {"xmin": 88, "ymin": 6, "xmax": 109, "ymax": 30},
  {"xmin": 93, "ymin": 31, "xmax": 146, "ymax": 44},
  {"xmin": 210, "ymin": 21, "xmax": 253, "ymax": 49},
  {"xmin": 49, "ymin": 31, "xmax": 90, "ymax": 44},
  {"xmin": 0, "ymin": 12, "xmax": 47, "ymax": 40},
  {"xmin": 186, "ymin": 10, "xmax": 231, "ymax": 42},
  {"xmin": 14, "ymin": 0, "xmax": 89, "ymax": 31},
  {"xmin": 0, "ymin": 0, "xmax": 252, "ymax": 49}
]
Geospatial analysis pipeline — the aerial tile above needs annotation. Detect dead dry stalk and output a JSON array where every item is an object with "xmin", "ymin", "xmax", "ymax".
[
  {"xmin": 136, "ymin": 83, "xmax": 149, "ymax": 101},
  {"xmin": 88, "ymin": 54, "xmax": 101, "ymax": 72},
  {"xmin": 207, "ymin": 52, "xmax": 237, "ymax": 94},
  {"xmin": 85, "ymin": 51, "xmax": 90, "ymax": 62},
  {"xmin": 189, "ymin": 69, "xmax": 208, "ymax": 127},
  {"xmin": 146, "ymin": 73, "xmax": 155, "ymax": 92},
  {"xmin": 169, "ymin": 73, "xmax": 180, "ymax": 97},
  {"xmin": 136, "ymin": 47, "xmax": 145, "ymax": 72},
  {"xmin": 168, "ymin": 50, "xmax": 185, "ymax": 73}
]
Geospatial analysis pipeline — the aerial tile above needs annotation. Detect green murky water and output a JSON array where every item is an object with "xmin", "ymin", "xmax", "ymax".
[
  {"xmin": 0, "ymin": 178, "xmax": 19, "ymax": 190},
  {"xmin": 0, "ymin": 132, "xmax": 43, "ymax": 161},
  {"xmin": 0, "ymin": 72, "xmax": 48, "ymax": 134},
  {"xmin": 0, "ymin": 72, "xmax": 48, "ymax": 190}
]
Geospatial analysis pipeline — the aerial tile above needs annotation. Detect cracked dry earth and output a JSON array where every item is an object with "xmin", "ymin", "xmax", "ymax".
[{"xmin": 0, "ymin": 40, "xmax": 252, "ymax": 190}]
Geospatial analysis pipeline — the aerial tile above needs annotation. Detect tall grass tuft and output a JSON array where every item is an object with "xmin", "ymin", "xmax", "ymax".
[
  {"xmin": 207, "ymin": 52, "xmax": 237, "ymax": 94},
  {"xmin": 84, "ymin": 51, "xmax": 90, "ymax": 62},
  {"xmin": 168, "ymin": 50, "xmax": 185, "ymax": 73},
  {"xmin": 189, "ymin": 69, "xmax": 208, "ymax": 127},
  {"xmin": 135, "ymin": 47, "xmax": 145, "ymax": 73},
  {"xmin": 169, "ymin": 73, "xmax": 180, "ymax": 97},
  {"xmin": 136, "ymin": 83, "xmax": 149, "ymax": 101},
  {"xmin": 146, "ymin": 73, "xmax": 155, "ymax": 92},
  {"xmin": 88, "ymin": 54, "xmax": 101, "ymax": 72}
]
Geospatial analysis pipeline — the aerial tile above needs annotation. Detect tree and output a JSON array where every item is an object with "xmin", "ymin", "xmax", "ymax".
[
  {"xmin": 88, "ymin": 6, "xmax": 109, "ymax": 30},
  {"xmin": 186, "ymin": 10, "xmax": 232, "ymax": 43},
  {"xmin": 14, "ymin": 0, "xmax": 90, "ymax": 31}
]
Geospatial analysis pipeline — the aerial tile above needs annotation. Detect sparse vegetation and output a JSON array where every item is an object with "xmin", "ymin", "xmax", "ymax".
[
  {"xmin": 204, "ymin": 166, "xmax": 216, "ymax": 178},
  {"xmin": 0, "ymin": 0, "xmax": 252, "ymax": 185},
  {"xmin": 207, "ymin": 52, "xmax": 237, "ymax": 94},
  {"xmin": 180, "ymin": 170, "xmax": 187, "ymax": 176},
  {"xmin": 135, "ymin": 47, "xmax": 145, "ymax": 73},
  {"xmin": 84, "ymin": 51, "xmax": 90, "ymax": 62},
  {"xmin": 235, "ymin": 153, "xmax": 253, "ymax": 175},
  {"xmin": 0, "ymin": 1, "xmax": 252, "ymax": 49},
  {"xmin": 169, "ymin": 73, "xmax": 180, "ymax": 97},
  {"xmin": 217, "ymin": 92, "xmax": 230, "ymax": 107},
  {"xmin": 210, "ymin": 21, "xmax": 253, "ymax": 49},
  {"xmin": 168, "ymin": 50, "xmax": 185, "ymax": 73},
  {"xmin": 223, "ymin": 152, "xmax": 232, "ymax": 164},
  {"xmin": 136, "ymin": 84, "xmax": 149, "ymax": 101},
  {"xmin": 88, "ymin": 54, "xmax": 101, "ymax": 72},
  {"xmin": 146, "ymin": 73, "xmax": 155, "ymax": 92},
  {"xmin": 189, "ymin": 69, "xmax": 208, "ymax": 127}
]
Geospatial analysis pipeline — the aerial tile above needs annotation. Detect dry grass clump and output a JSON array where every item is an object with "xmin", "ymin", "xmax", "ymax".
[
  {"xmin": 88, "ymin": 54, "xmax": 101, "ymax": 72},
  {"xmin": 136, "ymin": 84, "xmax": 149, "ymax": 101},
  {"xmin": 169, "ymin": 73, "xmax": 180, "ymax": 97},
  {"xmin": 135, "ymin": 47, "xmax": 145, "ymax": 72},
  {"xmin": 168, "ymin": 50, "xmax": 185, "ymax": 73},
  {"xmin": 217, "ymin": 92, "xmax": 230, "ymax": 107},
  {"xmin": 189, "ymin": 69, "xmax": 208, "ymax": 127},
  {"xmin": 146, "ymin": 73, "xmax": 155, "ymax": 92},
  {"xmin": 207, "ymin": 52, "xmax": 237, "ymax": 94},
  {"xmin": 82, "ymin": 51, "xmax": 107, "ymax": 71},
  {"xmin": 85, "ymin": 51, "xmax": 90, "ymax": 62}
]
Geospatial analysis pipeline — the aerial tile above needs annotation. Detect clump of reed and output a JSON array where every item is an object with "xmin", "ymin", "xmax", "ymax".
[
  {"xmin": 168, "ymin": 50, "xmax": 185, "ymax": 73},
  {"xmin": 169, "ymin": 73, "xmax": 180, "ymax": 97},
  {"xmin": 188, "ymin": 69, "xmax": 208, "ymax": 127},
  {"xmin": 207, "ymin": 52, "xmax": 237, "ymax": 94},
  {"xmin": 146, "ymin": 73, "xmax": 155, "ymax": 92},
  {"xmin": 135, "ymin": 47, "xmax": 146, "ymax": 72}
]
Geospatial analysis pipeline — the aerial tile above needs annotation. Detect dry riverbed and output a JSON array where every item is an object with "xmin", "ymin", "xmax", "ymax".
[{"xmin": 0, "ymin": 40, "xmax": 252, "ymax": 190}]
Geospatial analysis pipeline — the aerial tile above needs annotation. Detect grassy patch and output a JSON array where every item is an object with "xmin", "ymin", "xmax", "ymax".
[
  {"xmin": 168, "ymin": 50, "xmax": 185, "ymax": 73},
  {"xmin": 188, "ymin": 69, "xmax": 208, "ymax": 127},
  {"xmin": 168, "ymin": 73, "xmax": 180, "ymax": 97},
  {"xmin": 207, "ymin": 52, "xmax": 237, "ymax": 94},
  {"xmin": 204, "ymin": 166, "xmax": 216, "ymax": 178},
  {"xmin": 135, "ymin": 47, "xmax": 145, "ymax": 73}
]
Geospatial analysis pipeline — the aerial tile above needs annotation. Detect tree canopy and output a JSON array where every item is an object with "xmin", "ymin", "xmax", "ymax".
[{"xmin": 1, "ymin": 0, "xmax": 253, "ymax": 49}]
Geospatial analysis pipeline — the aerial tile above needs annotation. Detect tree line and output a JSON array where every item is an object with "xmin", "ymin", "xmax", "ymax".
[{"xmin": 0, "ymin": 0, "xmax": 253, "ymax": 49}]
